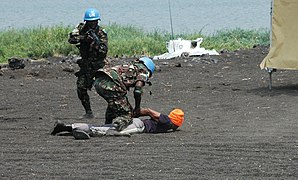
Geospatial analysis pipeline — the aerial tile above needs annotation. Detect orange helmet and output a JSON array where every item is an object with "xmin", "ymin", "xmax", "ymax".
[{"xmin": 168, "ymin": 108, "xmax": 184, "ymax": 127}]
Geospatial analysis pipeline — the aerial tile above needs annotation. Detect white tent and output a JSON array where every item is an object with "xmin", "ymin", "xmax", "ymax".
[{"xmin": 260, "ymin": 0, "xmax": 298, "ymax": 89}]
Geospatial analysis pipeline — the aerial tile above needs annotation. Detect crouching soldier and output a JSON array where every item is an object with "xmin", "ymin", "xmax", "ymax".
[
  {"xmin": 93, "ymin": 57, "xmax": 155, "ymax": 131},
  {"xmin": 50, "ymin": 108, "xmax": 184, "ymax": 140}
]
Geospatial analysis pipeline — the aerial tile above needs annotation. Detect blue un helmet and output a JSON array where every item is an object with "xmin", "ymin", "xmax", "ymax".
[
  {"xmin": 84, "ymin": 8, "xmax": 101, "ymax": 21},
  {"xmin": 139, "ymin": 57, "xmax": 155, "ymax": 76}
]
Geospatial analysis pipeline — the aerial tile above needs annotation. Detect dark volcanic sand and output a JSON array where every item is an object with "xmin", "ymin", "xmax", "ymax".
[{"xmin": 1, "ymin": 46, "xmax": 298, "ymax": 179}]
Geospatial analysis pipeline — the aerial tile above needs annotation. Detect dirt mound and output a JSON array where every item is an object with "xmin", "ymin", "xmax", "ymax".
[{"xmin": 1, "ymin": 46, "xmax": 298, "ymax": 179}]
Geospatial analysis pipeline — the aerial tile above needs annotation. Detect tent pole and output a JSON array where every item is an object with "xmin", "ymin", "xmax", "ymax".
[
  {"xmin": 269, "ymin": 71, "xmax": 272, "ymax": 90},
  {"xmin": 266, "ymin": 68, "xmax": 276, "ymax": 90},
  {"xmin": 267, "ymin": 1, "xmax": 274, "ymax": 91},
  {"xmin": 270, "ymin": 0, "xmax": 273, "ymax": 47}
]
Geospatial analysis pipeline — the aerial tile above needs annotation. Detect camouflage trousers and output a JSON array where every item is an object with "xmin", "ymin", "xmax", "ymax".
[
  {"xmin": 76, "ymin": 73, "xmax": 94, "ymax": 90},
  {"xmin": 75, "ymin": 59, "xmax": 105, "ymax": 113},
  {"xmin": 76, "ymin": 73, "xmax": 94, "ymax": 113},
  {"xmin": 94, "ymin": 73, "xmax": 133, "ymax": 126}
]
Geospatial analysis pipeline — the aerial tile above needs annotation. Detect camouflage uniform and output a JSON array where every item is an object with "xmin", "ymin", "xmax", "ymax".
[
  {"xmin": 68, "ymin": 23, "xmax": 108, "ymax": 116},
  {"xmin": 94, "ymin": 60, "xmax": 151, "ymax": 130}
]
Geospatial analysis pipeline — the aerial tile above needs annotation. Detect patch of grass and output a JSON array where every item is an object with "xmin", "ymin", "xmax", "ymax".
[
  {"xmin": 0, "ymin": 24, "xmax": 270, "ymax": 63},
  {"xmin": 202, "ymin": 28, "xmax": 270, "ymax": 51},
  {"xmin": 106, "ymin": 23, "xmax": 170, "ymax": 57},
  {"xmin": 0, "ymin": 26, "xmax": 77, "ymax": 63}
]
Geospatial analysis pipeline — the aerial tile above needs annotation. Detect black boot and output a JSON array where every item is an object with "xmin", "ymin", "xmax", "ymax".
[
  {"xmin": 50, "ymin": 120, "xmax": 72, "ymax": 135},
  {"xmin": 77, "ymin": 88, "xmax": 94, "ymax": 119},
  {"xmin": 82, "ymin": 110, "xmax": 94, "ymax": 119}
]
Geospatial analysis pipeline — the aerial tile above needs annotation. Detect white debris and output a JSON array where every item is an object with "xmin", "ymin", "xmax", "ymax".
[{"xmin": 153, "ymin": 38, "xmax": 219, "ymax": 60}]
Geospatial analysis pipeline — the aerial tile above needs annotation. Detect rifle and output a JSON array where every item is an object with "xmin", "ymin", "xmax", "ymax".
[{"xmin": 86, "ymin": 29, "xmax": 101, "ymax": 48}]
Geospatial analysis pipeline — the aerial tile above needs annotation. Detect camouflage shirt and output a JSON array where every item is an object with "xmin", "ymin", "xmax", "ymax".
[
  {"xmin": 97, "ymin": 60, "xmax": 151, "ymax": 92},
  {"xmin": 68, "ymin": 23, "xmax": 108, "ymax": 61}
]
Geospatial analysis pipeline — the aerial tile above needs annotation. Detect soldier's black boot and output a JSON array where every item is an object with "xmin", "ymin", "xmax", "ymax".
[
  {"xmin": 78, "ymin": 88, "xmax": 94, "ymax": 119},
  {"xmin": 82, "ymin": 110, "xmax": 94, "ymax": 119}
]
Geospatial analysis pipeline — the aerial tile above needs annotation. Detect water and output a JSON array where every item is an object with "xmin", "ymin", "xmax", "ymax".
[{"xmin": 0, "ymin": 0, "xmax": 272, "ymax": 34}]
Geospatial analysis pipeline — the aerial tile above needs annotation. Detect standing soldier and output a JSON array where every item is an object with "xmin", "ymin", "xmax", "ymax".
[
  {"xmin": 68, "ymin": 8, "xmax": 108, "ymax": 118},
  {"xmin": 94, "ymin": 57, "xmax": 155, "ymax": 131}
]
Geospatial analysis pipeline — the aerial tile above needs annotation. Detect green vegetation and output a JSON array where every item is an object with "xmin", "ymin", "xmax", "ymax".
[
  {"xmin": 0, "ymin": 24, "xmax": 269, "ymax": 63},
  {"xmin": 0, "ymin": 26, "xmax": 74, "ymax": 63}
]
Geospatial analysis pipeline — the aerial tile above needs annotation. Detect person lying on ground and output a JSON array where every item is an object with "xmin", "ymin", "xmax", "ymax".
[{"xmin": 50, "ymin": 108, "xmax": 184, "ymax": 140}]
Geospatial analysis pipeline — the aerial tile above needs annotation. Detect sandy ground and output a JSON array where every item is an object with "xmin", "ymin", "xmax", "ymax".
[{"xmin": 1, "ymin": 46, "xmax": 298, "ymax": 179}]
